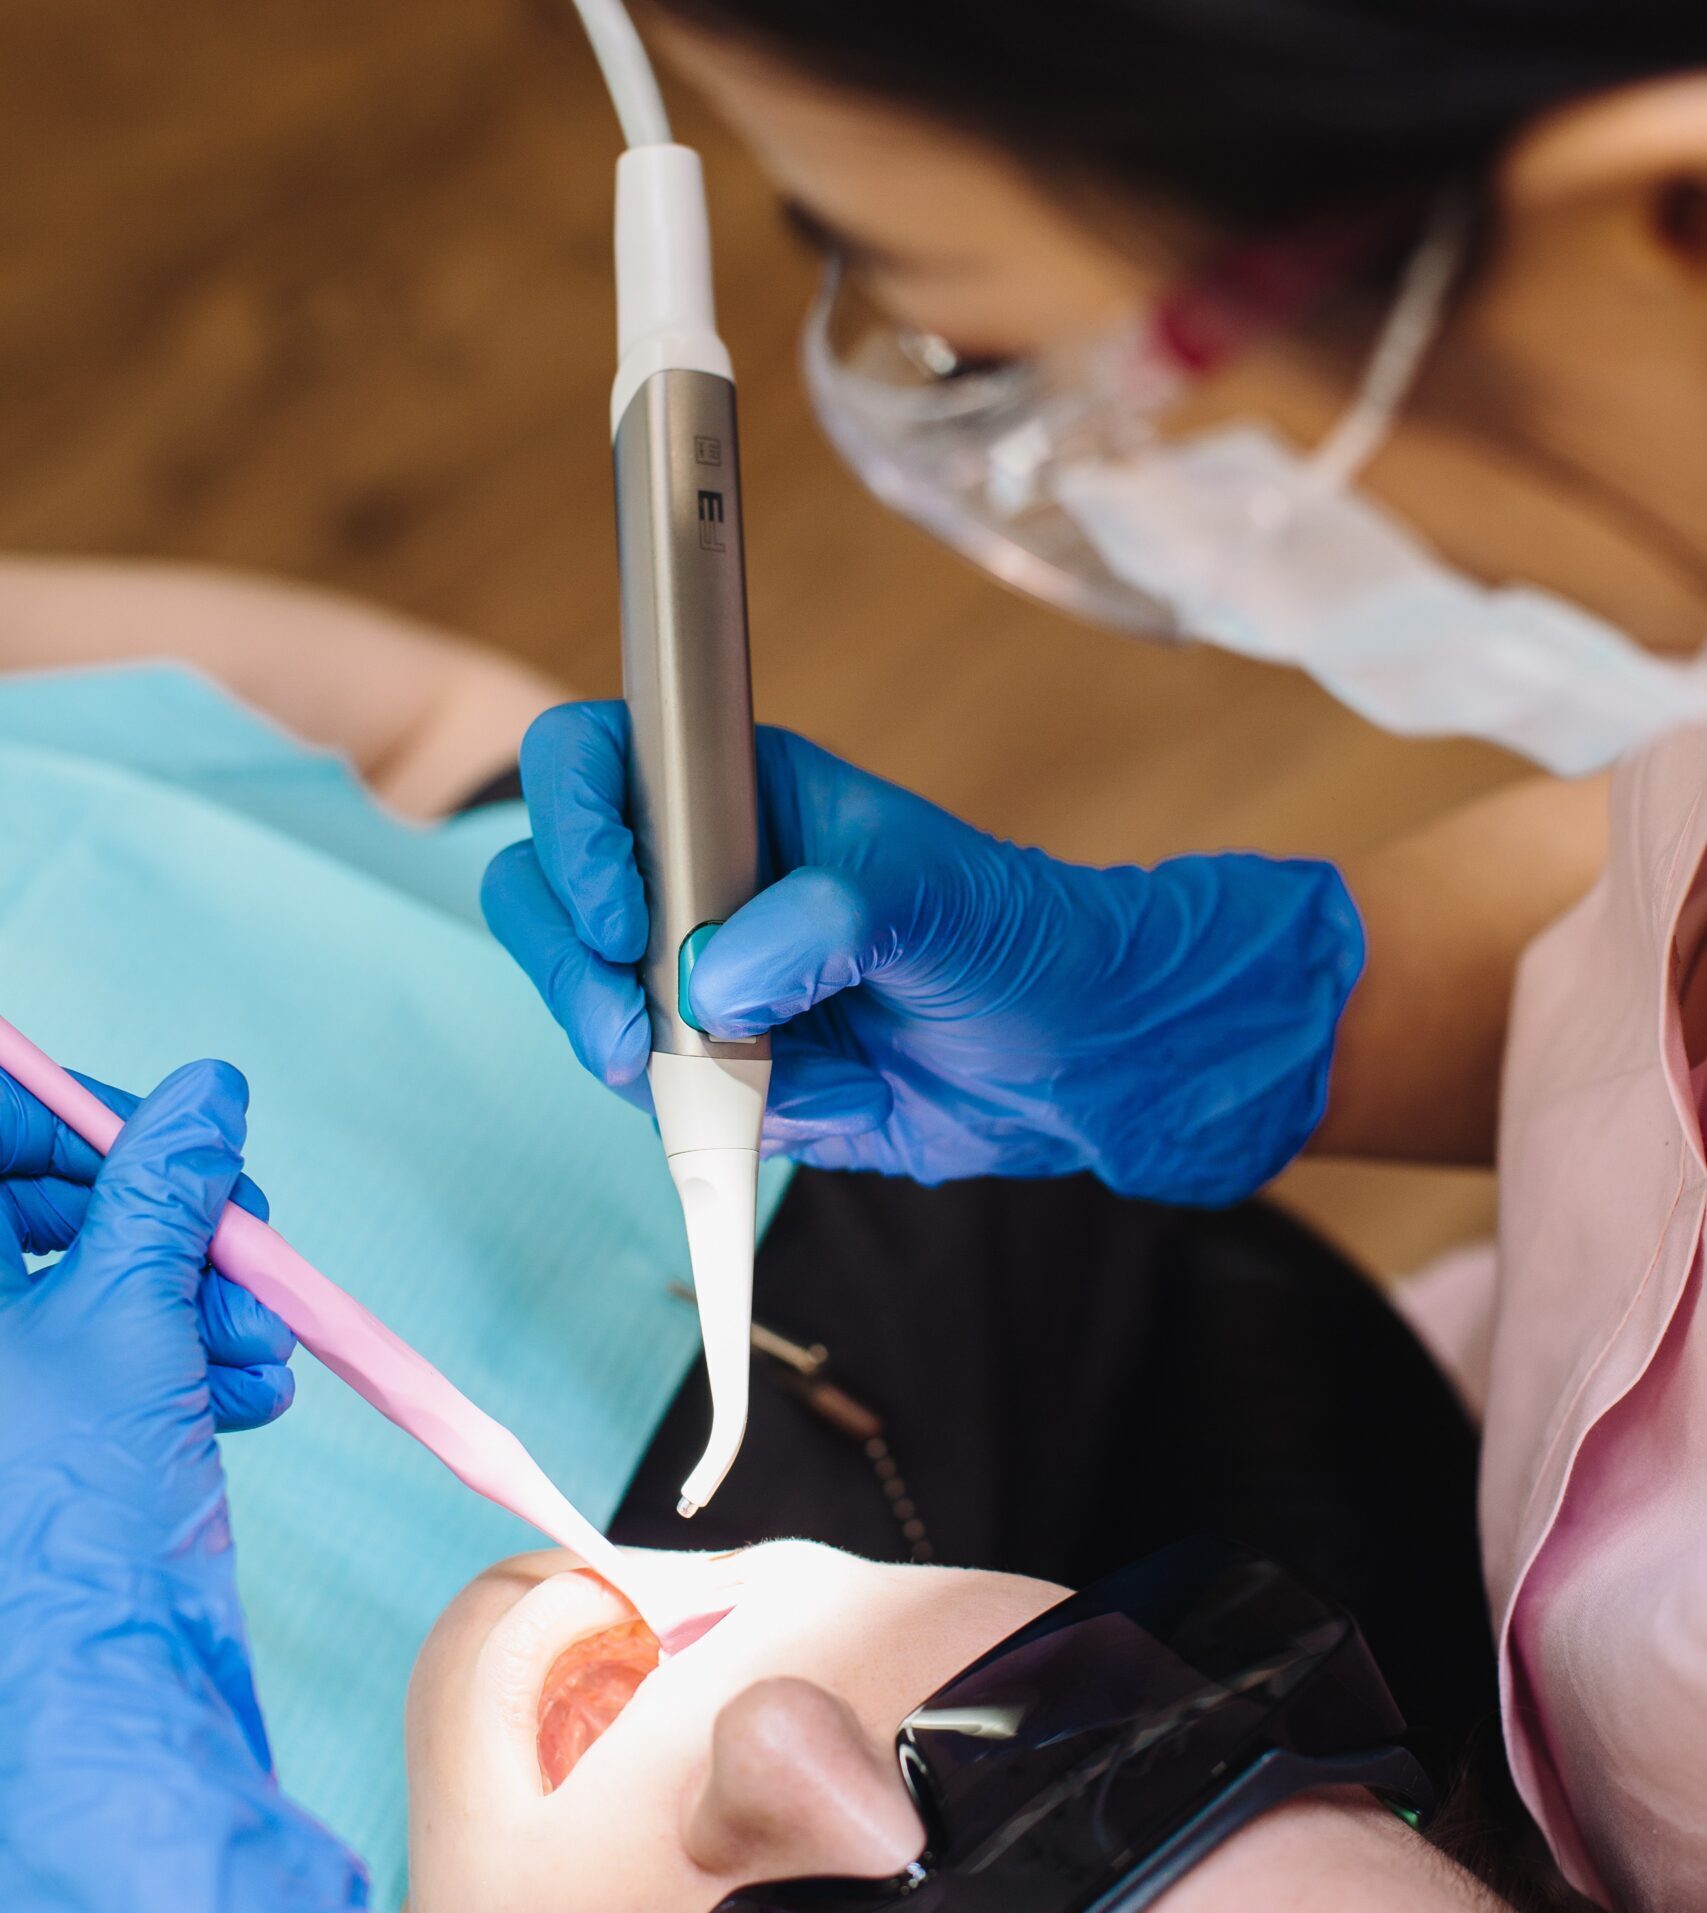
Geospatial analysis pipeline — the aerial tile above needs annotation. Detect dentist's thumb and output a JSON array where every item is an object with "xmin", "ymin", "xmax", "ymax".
[
  {"xmin": 69, "ymin": 1059, "xmax": 250, "ymax": 1313},
  {"xmin": 686, "ymin": 867, "xmax": 897, "ymax": 1042}
]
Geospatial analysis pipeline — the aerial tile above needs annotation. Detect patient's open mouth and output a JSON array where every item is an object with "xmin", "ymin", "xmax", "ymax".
[{"xmin": 537, "ymin": 1617, "xmax": 663, "ymax": 1790}]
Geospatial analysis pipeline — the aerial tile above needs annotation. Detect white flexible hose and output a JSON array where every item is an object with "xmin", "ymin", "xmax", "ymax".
[{"xmin": 568, "ymin": 0, "xmax": 672, "ymax": 147}]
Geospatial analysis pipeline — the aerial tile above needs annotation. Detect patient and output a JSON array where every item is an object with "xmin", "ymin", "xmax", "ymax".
[{"xmin": 407, "ymin": 1541, "xmax": 1512, "ymax": 1913}]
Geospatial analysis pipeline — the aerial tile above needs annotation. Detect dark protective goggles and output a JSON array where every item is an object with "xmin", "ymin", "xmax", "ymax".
[{"xmin": 716, "ymin": 1536, "xmax": 1435, "ymax": 1913}]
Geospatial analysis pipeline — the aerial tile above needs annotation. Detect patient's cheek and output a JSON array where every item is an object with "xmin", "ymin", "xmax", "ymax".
[{"xmin": 537, "ymin": 1618, "xmax": 661, "ymax": 1791}]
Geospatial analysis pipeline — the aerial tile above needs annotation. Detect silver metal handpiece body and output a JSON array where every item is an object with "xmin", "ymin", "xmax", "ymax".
[{"xmin": 617, "ymin": 370, "xmax": 768, "ymax": 1064}]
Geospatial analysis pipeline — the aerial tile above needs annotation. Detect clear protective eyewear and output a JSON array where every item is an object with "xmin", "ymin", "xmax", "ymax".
[
  {"xmin": 715, "ymin": 1535, "xmax": 1435, "ymax": 1913},
  {"xmin": 799, "ymin": 214, "xmax": 1394, "ymax": 642}
]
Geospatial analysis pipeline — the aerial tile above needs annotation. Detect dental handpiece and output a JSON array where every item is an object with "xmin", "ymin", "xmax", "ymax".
[
  {"xmin": 610, "ymin": 144, "xmax": 770, "ymax": 1518},
  {"xmin": 565, "ymin": 0, "xmax": 768, "ymax": 1517}
]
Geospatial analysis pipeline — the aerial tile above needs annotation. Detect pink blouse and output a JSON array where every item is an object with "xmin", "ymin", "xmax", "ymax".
[{"xmin": 1480, "ymin": 728, "xmax": 1707, "ymax": 1909}]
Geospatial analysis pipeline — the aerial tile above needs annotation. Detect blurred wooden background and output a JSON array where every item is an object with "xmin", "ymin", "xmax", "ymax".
[{"xmin": 0, "ymin": 0, "xmax": 1515, "ymax": 1273}]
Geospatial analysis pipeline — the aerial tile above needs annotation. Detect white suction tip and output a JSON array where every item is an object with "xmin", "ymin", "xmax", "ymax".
[{"xmin": 670, "ymin": 1145, "xmax": 758, "ymax": 1515}]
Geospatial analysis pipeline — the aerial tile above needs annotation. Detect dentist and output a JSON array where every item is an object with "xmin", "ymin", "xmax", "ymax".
[{"xmin": 488, "ymin": 0, "xmax": 1704, "ymax": 1203}]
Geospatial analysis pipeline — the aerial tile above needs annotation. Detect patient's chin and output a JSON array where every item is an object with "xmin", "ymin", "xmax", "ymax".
[{"xmin": 537, "ymin": 1617, "xmax": 662, "ymax": 1789}]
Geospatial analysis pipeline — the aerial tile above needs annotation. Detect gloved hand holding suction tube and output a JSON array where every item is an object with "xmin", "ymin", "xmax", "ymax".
[
  {"xmin": 484, "ymin": 700, "xmax": 1366, "ymax": 1207},
  {"xmin": 0, "ymin": 1059, "xmax": 367, "ymax": 1912}
]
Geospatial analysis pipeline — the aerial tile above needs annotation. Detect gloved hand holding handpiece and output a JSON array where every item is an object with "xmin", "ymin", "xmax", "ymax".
[
  {"xmin": 0, "ymin": 1059, "xmax": 367, "ymax": 1912},
  {"xmin": 484, "ymin": 701, "xmax": 1365, "ymax": 1206}
]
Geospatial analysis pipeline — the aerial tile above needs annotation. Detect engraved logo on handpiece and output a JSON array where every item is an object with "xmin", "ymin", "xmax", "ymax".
[
  {"xmin": 694, "ymin": 436, "xmax": 723, "ymax": 466},
  {"xmin": 697, "ymin": 489, "xmax": 727, "ymax": 552}
]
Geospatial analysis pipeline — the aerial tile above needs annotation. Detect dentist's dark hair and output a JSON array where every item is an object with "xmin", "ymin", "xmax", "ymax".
[{"xmin": 649, "ymin": 0, "xmax": 1707, "ymax": 223}]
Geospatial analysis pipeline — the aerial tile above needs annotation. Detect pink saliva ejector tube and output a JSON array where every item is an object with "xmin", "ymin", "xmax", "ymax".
[{"xmin": 0, "ymin": 1013, "xmax": 730, "ymax": 1656}]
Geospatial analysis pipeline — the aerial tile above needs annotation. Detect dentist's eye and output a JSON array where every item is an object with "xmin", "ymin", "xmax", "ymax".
[{"xmin": 537, "ymin": 1618, "xmax": 661, "ymax": 1790}]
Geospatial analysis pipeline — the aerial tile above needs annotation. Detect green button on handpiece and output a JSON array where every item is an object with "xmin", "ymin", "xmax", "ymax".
[{"xmin": 678, "ymin": 921, "xmax": 722, "ymax": 1032}]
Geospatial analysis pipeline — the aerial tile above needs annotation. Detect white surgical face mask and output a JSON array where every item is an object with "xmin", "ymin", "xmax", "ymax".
[{"xmin": 802, "ymin": 202, "xmax": 1707, "ymax": 776}]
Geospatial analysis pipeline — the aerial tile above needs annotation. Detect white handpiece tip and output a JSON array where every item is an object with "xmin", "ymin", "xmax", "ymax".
[
  {"xmin": 665, "ymin": 1142, "xmax": 759, "ymax": 1519},
  {"xmin": 649, "ymin": 1054, "xmax": 768, "ymax": 1520},
  {"xmin": 676, "ymin": 1389, "xmax": 746, "ymax": 1514},
  {"xmin": 676, "ymin": 1428, "xmax": 739, "ymax": 1514}
]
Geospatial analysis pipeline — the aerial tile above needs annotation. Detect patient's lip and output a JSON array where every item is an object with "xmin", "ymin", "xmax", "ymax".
[
  {"xmin": 481, "ymin": 1568, "xmax": 635, "ymax": 1761},
  {"xmin": 601, "ymin": 1547, "xmax": 750, "ymax": 1654},
  {"xmin": 658, "ymin": 1606, "xmax": 735, "ymax": 1656}
]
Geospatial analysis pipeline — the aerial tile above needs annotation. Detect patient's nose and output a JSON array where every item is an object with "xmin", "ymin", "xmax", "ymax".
[{"xmin": 684, "ymin": 1677, "xmax": 926, "ymax": 1884}]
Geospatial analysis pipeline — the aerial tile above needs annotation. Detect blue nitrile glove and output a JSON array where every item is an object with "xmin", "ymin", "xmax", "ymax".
[
  {"xmin": 0, "ymin": 1059, "xmax": 368, "ymax": 1912},
  {"xmin": 482, "ymin": 702, "xmax": 1365, "ymax": 1205}
]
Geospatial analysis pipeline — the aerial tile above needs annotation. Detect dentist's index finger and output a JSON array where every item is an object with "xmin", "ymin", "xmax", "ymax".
[
  {"xmin": 519, "ymin": 701, "xmax": 648, "ymax": 967},
  {"xmin": 0, "ymin": 1068, "xmax": 136, "ymax": 1186},
  {"xmin": 483, "ymin": 841, "xmax": 653, "ymax": 1089},
  {"xmin": 0, "ymin": 1073, "xmax": 145, "ymax": 1266}
]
